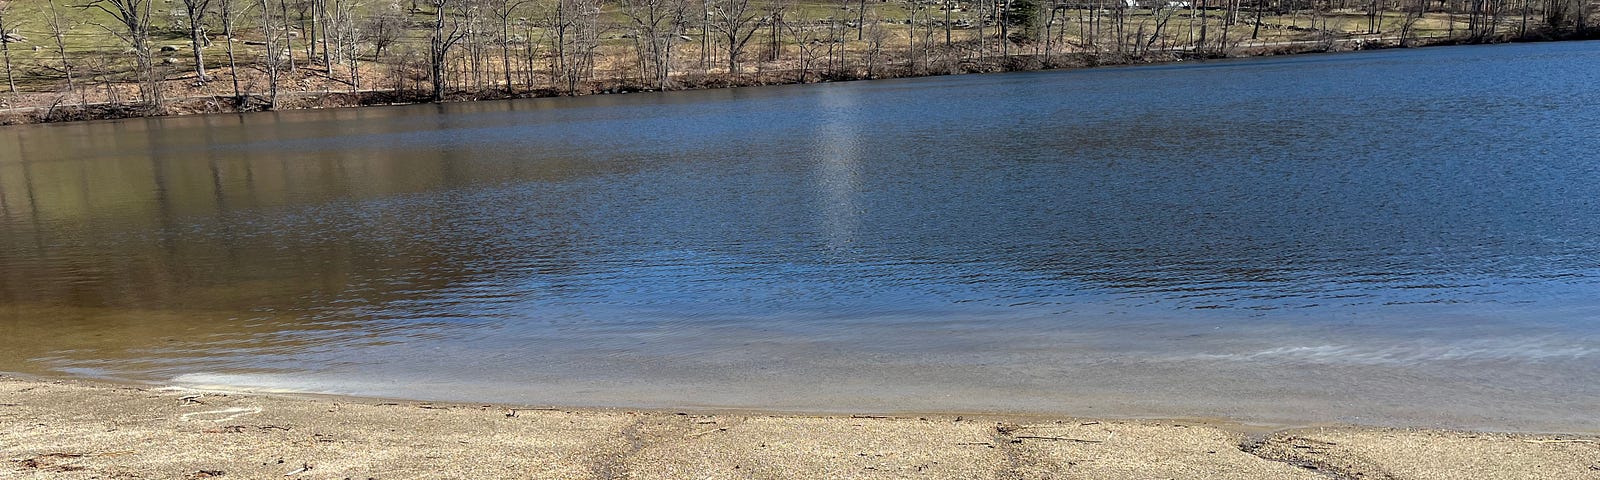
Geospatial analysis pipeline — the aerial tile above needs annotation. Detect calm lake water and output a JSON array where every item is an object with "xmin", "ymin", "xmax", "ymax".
[{"xmin": 4, "ymin": 42, "xmax": 1599, "ymax": 431}]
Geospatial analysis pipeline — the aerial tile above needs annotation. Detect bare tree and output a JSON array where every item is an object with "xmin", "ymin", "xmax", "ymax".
[
  {"xmin": 316, "ymin": 0, "xmax": 331, "ymax": 70},
  {"xmin": 488, "ymin": 0, "xmax": 532, "ymax": 90},
  {"xmin": 695, "ymin": 0, "xmax": 707, "ymax": 73},
  {"xmin": 622, "ymin": 0, "xmax": 688, "ymax": 89},
  {"xmin": 181, "ymin": 0, "xmax": 215, "ymax": 81},
  {"xmin": 278, "ymin": 0, "xmax": 297, "ymax": 73},
  {"xmin": 784, "ymin": 13, "xmax": 828, "ymax": 81},
  {"xmin": 81, "ymin": 53, "xmax": 120, "ymax": 103},
  {"xmin": 46, "ymin": 0, "xmax": 82, "ymax": 105},
  {"xmin": 340, "ymin": 0, "xmax": 364, "ymax": 91},
  {"xmin": 902, "ymin": 0, "xmax": 920, "ymax": 73},
  {"xmin": 428, "ymin": 0, "xmax": 468, "ymax": 100},
  {"xmin": 863, "ymin": 12, "xmax": 888, "ymax": 77},
  {"xmin": 259, "ymin": 0, "xmax": 287, "ymax": 109},
  {"xmin": 544, "ymin": 0, "xmax": 572, "ymax": 86},
  {"xmin": 1366, "ymin": 0, "xmax": 1380, "ymax": 34},
  {"xmin": 455, "ymin": 0, "xmax": 486, "ymax": 91},
  {"xmin": 520, "ymin": 16, "xmax": 541, "ymax": 87},
  {"xmin": 546, "ymin": 0, "xmax": 601, "ymax": 92},
  {"xmin": 82, "ymin": 0, "xmax": 160, "ymax": 107},
  {"xmin": 365, "ymin": 3, "xmax": 406, "ymax": 60},
  {"xmin": 762, "ymin": 0, "xmax": 788, "ymax": 63},
  {"xmin": 217, "ymin": 0, "xmax": 243, "ymax": 100},
  {"xmin": 1401, "ymin": 0, "xmax": 1426, "ymax": 43},
  {"xmin": 324, "ymin": 0, "xmax": 358, "ymax": 89},
  {"xmin": 707, "ymin": 0, "xmax": 762, "ymax": 74},
  {"xmin": 0, "ymin": 0, "xmax": 16, "ymax": 94},
  {"xmin": 1147, "ymin": 2, "xmax": 1179, "ymax": 51}
]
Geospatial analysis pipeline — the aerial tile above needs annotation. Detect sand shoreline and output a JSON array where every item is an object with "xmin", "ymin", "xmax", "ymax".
[{"xmin": 4, "ymin": 375, "xmax": 1597, "ymax": 479}]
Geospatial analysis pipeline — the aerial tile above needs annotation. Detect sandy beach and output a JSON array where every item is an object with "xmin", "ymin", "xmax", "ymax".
[{"xmin": 2, "ymin": 375, "xmax": 1596, "ymax": 479}]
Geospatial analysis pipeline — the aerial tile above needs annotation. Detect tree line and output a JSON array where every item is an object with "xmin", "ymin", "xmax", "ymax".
[{"xmin": 0, "ymin": 0, "xmax": 1591, "ymax": 117}]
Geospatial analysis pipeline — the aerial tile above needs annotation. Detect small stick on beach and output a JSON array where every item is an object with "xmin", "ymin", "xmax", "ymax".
[
  {"xmin": 1013, "ymin": 436, "xmax": 1106, "ymax": 443},
  {"xmin": 283, "ymin": 463, "xmax": 311, "ymax": 476},
  {"xmin": 504, "ymin": 407, "xmax": 561, "ymax": 417},
  {"xmin": 687, "ymin": 427, "xmax": 728, "ymax": 438}
]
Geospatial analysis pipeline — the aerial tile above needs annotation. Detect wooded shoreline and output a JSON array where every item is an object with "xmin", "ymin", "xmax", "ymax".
[
  {"xmin": 0, "ymin": 33, "xmax": 1579, "ymax": 126},
  {"xmin": 2, "ymin": 0, "xmax": 1595, "ymax": 127}
]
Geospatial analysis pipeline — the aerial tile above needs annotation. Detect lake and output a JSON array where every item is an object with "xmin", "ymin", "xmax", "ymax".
[{"xmin": 3, "ymin": 41, "xmax": 1599, "ymax": 432}]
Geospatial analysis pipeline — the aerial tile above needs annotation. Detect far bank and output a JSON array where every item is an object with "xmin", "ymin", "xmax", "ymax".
[{"xmin": 1, "ymin": 29, "xmax": 1594, "ymax": 126}]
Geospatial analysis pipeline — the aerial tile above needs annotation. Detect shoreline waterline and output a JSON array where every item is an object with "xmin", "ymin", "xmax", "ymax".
[{"xmin": 7, "ymin": 370, "xmax": 1598, "ymax": 436}]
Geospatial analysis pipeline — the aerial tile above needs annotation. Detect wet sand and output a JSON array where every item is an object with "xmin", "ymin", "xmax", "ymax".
[{"xmin": 2, "ymin": 375, "xmax": 1596, "ymax": 479}]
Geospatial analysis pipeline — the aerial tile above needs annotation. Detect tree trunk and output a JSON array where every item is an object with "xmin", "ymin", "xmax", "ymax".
[
  {"xmin": 261, "ymin": 0, "xmax": 281, "ymax": 109},
  {"xmin": 858, "ymin": 0, "xmax": 867, "ymax": 39},
  {"xmin": 501, "ymin": 18, "xmax": 514, "ymax": 91},
  {"xmin": 319, "ymin": 0, "xmax": 332, "ymax": 71},
  {"xmin": 1, "ymin": 7, "xmax": 14, "ymax": 94},
  {"xmin": 223, "ymin": 0, "xmax": 242, "ymax": 100},
  {"xmin": 1255, "ymin": 0, "xmax": 1266, "ymax": 38},
  {"xmin": 281, "ymin": 0, "xmax": 297, "ymax": 73},
  {"xmin": 47, "ymin": 0, "xmax": 82, "ymax": 106},
  {"xmin": 432, "ymin": 2, "xmax": 448, "ymax": 101},
  {"xmin": 190, "ymin": 22, "xmax": 209, "ymax": 81}
]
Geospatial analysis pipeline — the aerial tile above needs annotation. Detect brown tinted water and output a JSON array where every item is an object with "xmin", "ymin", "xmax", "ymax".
[{"xmin": 3, "ymin": 42, "xmax": 1600, "ymax": 431}]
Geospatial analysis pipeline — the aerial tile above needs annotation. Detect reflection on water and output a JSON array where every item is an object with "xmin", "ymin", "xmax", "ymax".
[{"xmin": 4, "ymin": 41, "xmax": 1600, "ymax": 431}]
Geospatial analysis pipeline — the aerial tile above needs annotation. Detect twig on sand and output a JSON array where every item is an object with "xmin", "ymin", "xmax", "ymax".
[
  {"xmin": 850, "ymin": 415, "xmax": 893, "ymax": 419},
  {"xmin": 996, "ymin": 422, "xmax": 1110, "ymax": 443},
  {"xmin": 1012, "ymin": 435, "xmax": 1105, "ymax": 443},
  {"xmin": 42, "ymin": 451, "xmax": 134, "ymax": 458},
  {"xmin": 1521, "ymin": 439, "xmax": 1597, "ymax": 444},
  {"xmin": 996, "ymin": 423, "xmax": 1030, "ymax": 434},
  {"xmin": 687, "ymin": 427, "xmax": 729, "ymax": 438},
  {"xmin": 283, "ymin": 463, "xmax": 312, "ymax": 476},
  {"xmin": 504, "ymin": 407, "xmax": 561, "ymax": 417},
  {"xmin": 206, "ymin": 425, "xmax": 291, "ymax": 433}
]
